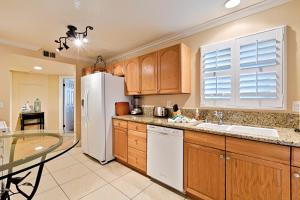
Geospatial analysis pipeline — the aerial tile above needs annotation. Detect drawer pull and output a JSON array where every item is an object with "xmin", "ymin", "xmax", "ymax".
[
  {"xmin": 135, "ymin": 126, "xmax": 138, "ymax": 130},
  {"xmin": 294, "ymin": 173, "xmax": 300, "ymax": 179},
  {"xmin": 135, "ymin": 139, "xmax": 138, "ymax": 145},
  {"xmin": 219, "ymin": 155, "xmax": 225, "ymax": 159},
  {"xmin": 226, "ymin": 156, "xmax": 231, "ymax": 160}
]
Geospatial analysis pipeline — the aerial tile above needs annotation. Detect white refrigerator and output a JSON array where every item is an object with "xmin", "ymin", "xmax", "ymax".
[{"xmin": 81, "ymin": 72, "xmax": 129, "ymax": 164}]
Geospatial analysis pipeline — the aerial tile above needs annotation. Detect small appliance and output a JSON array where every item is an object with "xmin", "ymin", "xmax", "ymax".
[
  {"xmin": 131, "ymin": 96, "xmax": 143, "ymax": 115},
  {"xmin": 153, "ymin": 106, "xmax": 168, "ymax": 117}
]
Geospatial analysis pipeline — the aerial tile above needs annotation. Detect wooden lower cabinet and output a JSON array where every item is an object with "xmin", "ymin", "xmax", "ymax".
[
  {"xmin": 113, "ymin": 120, "xmax": 128, "ymax": 162},
  {"xmin": 184, "ymin": 142, "xmax": 225, "ymax": 200},
  {"xmin": 128, "ymin": 147, "xmax": 147, "ymax": 172},
  {"xmin": 226, "ymin": 152, "xmax": 290, "ymax": 200},
  {"xmin": 292, "ymin": 167, "xmax": 300, "ymax": 200}
]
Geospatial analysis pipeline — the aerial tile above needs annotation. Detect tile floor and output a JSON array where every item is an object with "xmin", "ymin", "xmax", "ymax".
[{"xmin": 10, "ymin": 147, "xmax": 188, "ymax": 200}]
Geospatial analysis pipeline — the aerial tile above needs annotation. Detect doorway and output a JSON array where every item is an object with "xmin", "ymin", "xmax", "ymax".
[{"xmin": 63, "ymin": 78, "xmax": 75, "ymax": 132}]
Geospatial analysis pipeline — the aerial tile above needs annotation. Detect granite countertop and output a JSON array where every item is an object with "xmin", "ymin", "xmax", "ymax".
[{"xmin": 113, "ymin": 115, "xmax": 300, "ymax": 148}]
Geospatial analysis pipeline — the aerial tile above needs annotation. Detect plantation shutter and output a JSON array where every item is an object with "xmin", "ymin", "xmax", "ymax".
[
  {"xmin": 201, "ymin": 40, "xmax": 234, "ymax": 107},
  {"xmin": 236, "ymin": 27, "xmax": 285, "ymax": 108}
]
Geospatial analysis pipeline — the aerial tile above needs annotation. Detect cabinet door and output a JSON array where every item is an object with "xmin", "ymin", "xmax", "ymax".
[
  {"xmin": 226, "ymin": 152, "xmax": 290, "ymax": 200},
  {"xmin": 158, "ymin": 45, "xmax": 180, "ymax": 94},
  {"xmin": 139, "ymin": 52, "xmax": 158, "ymax": 94},
  {"xmin": 184, "ymin": 142, "xmax": 225, "ymax": 200},
  {"xmin": 124, "ymin": 58, "xmax": 140, "ymax": 95},
  {"xmin": 113, "ymin": 61, "xmax": 125, "ymax": 76},
  {"xmin": 113, "ymin": 127, "xmax": 128, "ymax": 162},
  {"xmin": 292, "ymin": 167, "xmax": 300, "ymax": 200}
]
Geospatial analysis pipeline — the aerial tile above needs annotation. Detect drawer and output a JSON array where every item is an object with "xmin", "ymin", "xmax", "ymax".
[
  {"xmin": 113, "ymin": 119, "xmax": 127, "ymax": 129},
  {"xmin": 184, "ymin": 130, "xmax": 225, "ymax": 150},
  {"xmin": 292, "ymin": 147, "xmax": 300, "ymax": 167},
  {"xmin": 128, "ymin": 122, "xmax": 147, "ymax": 132},
  {"xmin": 226, "ymin": 137, "xmax": 290, "ymax": 165},
  {"xmin": 128, "ymin": 130, "xmax": 147, "ymax": 152},
  {"xmin": 128, "ymin": 147, "xmax": 146, "ymax": 172}
]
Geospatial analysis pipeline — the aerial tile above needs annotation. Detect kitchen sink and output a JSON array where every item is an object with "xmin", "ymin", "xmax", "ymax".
[
  {"xmin": 196, "ymin": 123, "xmax": 279, "ymax": 138},
  {"xmin": 196, "ymin": 123, "xmax": 231, "ymax": 131},
  {"xmin": 230, "ymin": 125, "xmax": 279, "ymax": 138}
]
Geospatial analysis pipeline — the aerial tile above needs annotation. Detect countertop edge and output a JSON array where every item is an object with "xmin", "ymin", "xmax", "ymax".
[{"xmin": 112, "ymin": 115, "xmax": 300, "ymax": 148}]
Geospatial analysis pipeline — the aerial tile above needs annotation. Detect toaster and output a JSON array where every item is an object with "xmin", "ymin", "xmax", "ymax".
[{"xmin": 153, "ymin": 107, "xmax": 168, "ymax": 117}]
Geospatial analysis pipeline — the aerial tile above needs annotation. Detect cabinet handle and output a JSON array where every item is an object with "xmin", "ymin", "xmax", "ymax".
[
  {"xmin": 135, "ymin": 126, "xmax": 138, "ymax": 130},
  {"xmin": 135, "ymin": 139, "xmax": 138, "ymax": 145},
  {"xmin": 294, "ymin": 173, "xmax": 300, "ymax": 179},
  {"xmin": 226, "ymin": 156, "xmax": 231, "ymax": 160},
  {"xmin": 219, "ymin": 155, "xmax": 225, "ymax": 159}
]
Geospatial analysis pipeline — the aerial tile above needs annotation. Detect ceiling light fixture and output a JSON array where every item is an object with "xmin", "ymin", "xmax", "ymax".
[
  {"xmin": 33, "ymin": 66, "xmax": 43, "ymax": 70},
  {"xmin": 55, "ymin": 25, "xmax": 93, "ymax": 51},
  {"xmin": 225, "ymin": 0, "xmax": 240, "ymax": 9}
]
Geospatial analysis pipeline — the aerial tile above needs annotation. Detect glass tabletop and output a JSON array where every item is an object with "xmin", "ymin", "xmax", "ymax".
[{"xmin": 0, "ymin": 130, "xmax": 79, "ymax": 180}]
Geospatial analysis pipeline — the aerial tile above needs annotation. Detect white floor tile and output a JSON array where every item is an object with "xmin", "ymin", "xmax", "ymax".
[
  {"xmin": 61, "ymin": 172, "xmax": 107, "ymax": 200},
  {"xmin": 111, "ymin": 171, "xmax": 152, "ymax": 198},
  {"xmin": 46, "ymin": 155, "xmax": 79, "ymax": 173},
  {"xmin": 82, "ymin": 158, "xmax": 104, "ymax": 171},
  {"xmin": 51, "ymin": 163, "xmax": 90, "ymax": 184},
  {"xmin": 133, "ymin": 183, "xmax": 185, "ymax": 200},
  {"xmin": 80, "ymin": 184, "xmax": 129, "ymax": 200},
  {"xmin": 94, "ymin": 161, "xmax": 131, "ymax": 182},
  {"xmin": 33, "ymin": 187, "xmax": 69, "ymax": 200}
]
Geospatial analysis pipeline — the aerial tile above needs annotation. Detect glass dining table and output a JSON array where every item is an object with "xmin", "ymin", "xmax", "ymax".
[{"xmin": 0, "ymin": 130, "xmax": 79, "ymax": 200}]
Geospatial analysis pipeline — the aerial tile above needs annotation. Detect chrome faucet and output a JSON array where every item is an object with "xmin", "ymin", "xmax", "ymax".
[{"xmin": 214, "ymin": 111, "xmax": 224, "ymax": 124}]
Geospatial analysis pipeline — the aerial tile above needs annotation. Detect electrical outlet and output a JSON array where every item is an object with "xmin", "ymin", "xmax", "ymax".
[
  {"xmin": 292, "ymin": 101, "xmax": 300, "ymax": 113},
  {"xmin": 0, "ymin": 101, "xmax": 3, "ymax": 109}
]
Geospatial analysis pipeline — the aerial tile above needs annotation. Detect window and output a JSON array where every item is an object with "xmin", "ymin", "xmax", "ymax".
[{"xmin": 200, "ymin": 26, "xmax": 286, "ymax": 109}]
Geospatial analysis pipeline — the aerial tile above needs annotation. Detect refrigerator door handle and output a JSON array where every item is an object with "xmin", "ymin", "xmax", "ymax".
[{"xmin": 86, "ymin": 91, "xmax": 89, "ymax": 121}]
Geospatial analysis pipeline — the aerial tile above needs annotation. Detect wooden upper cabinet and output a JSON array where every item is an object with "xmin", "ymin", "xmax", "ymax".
[
  {"xmin": 113, "ymin": 61, "xmax": 125, "ymax": 76},
  {"xmin": 139, "ymin": 52, "xmax": 158, "ymax": 94},
  {"xmin": 124, "ymin": 58, "xmax": 140, "ymax": 95},
  {"xmin": 158, "ymin": 43, "xmax": 191, "ymax": 94}
]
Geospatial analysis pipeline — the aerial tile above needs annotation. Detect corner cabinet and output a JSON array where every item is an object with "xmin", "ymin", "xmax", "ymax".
[
  {"xmin": 139, "ymin": 52, "xmax": 158, "ymax": 94},
  {"xmin": 112, "ymin": 61, "xmax": 125, "ymax": 76},
  {"xmin": 124, "ymin": 58, "xmax": 140, "ymax": 95},
  {"xmin": 158, "ymin": 43, "xmax": 191, "ymax": 94}
]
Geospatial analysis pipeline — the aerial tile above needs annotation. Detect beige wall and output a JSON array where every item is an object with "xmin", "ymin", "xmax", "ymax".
[
  {"xmin": 11, "ymin": 71, "xmax": 59, "ymax": 130},
  {"xmin": 0, "ymin": 44, "xmax": 92, "ymax": 139},
  {"xmin": 115, "ymin": 0, "xmax": 300, "ymax": 113}
]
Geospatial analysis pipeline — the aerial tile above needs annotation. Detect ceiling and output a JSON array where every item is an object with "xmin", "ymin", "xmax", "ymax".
[
  {"xmin": 9, "ymin": 54, "xmax": 76, "ymax": 76},
  {"xmin": 0, "ymin": 0, "xmax": 277, "ymax": 61}
]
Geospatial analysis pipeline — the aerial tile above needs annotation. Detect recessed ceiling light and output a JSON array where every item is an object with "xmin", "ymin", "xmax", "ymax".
[
  {"xmin": 82, "ymin": 37, "xmax": 88, "ymax": 43},
  {"xmin": 33, "ymin": 66, "xmax": 43, "ymax": 70},
  {"xmin": 225, "ymin": 0, "xmax": 240, "ymax": 9}
]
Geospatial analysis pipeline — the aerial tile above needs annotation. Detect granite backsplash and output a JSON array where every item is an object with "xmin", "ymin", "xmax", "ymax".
[{"xmin": 141, "ymin": 105, "xmax": 300, "ymax": 129}]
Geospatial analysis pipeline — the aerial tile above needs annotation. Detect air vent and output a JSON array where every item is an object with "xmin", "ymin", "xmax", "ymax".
[{"xmin": 43, "ymin": 50, "xmax": 56, "ymax": 58}]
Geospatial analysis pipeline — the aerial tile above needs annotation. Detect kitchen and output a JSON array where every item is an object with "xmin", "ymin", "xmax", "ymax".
[{"xmin": 0, "ymin": 0, "xmax": 300, "ymax": 199}]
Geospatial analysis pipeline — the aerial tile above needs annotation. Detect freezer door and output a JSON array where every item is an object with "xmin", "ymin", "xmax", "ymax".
[
  {"xmin": 104, "ymin": 73, "xmax": 130, "ymax": 163},
  {"xmin": 80, "ymin": 76, "xmax": 89, "ymax": 154},
  {"xmin": 86, "ymin": 73, "xmax": 106, "ymax": 162}
]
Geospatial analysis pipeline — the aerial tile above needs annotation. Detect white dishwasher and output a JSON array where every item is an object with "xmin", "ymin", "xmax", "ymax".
[{"xmin": 147, "ymin": 125, "xmax": 183, "ymax": 192}]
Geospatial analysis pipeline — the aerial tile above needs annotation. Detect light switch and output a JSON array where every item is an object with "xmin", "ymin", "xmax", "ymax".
[
  {"xmin": 0, "ymin": 101, "xmax": 3, "ymax": 109},
  {"xmin": 292, "ymin": 101, "xmax": 300, "ymax": 113}
]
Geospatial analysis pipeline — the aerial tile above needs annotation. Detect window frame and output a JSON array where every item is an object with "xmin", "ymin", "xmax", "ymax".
[{"xmin": 200, "ymin": 26, "xmax": 287, "ymax": 110}]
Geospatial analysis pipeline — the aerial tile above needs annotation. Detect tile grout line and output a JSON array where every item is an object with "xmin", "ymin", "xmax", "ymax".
[{"xmin": 129, "ymin": 180, "xmax": 154, "ymax": 200}]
